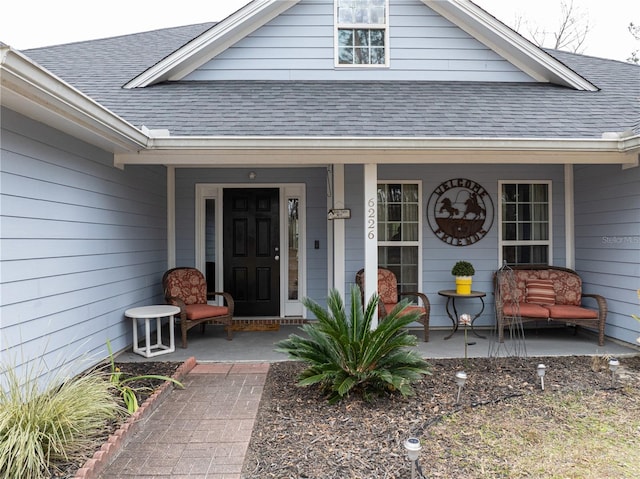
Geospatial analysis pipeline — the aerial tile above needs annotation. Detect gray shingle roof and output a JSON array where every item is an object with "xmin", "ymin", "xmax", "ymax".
[{"xmin": 25, "ymin": 24, "xmax": 640, "ymax": 139}]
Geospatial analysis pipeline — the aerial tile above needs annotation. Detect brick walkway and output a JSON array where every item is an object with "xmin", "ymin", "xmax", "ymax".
[{"xmin": 98, "ymin": 363, "xmax": 269, "ymax": 479}]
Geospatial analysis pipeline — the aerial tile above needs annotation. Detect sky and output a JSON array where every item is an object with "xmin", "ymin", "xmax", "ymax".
[{"xmin": 1, "ymin": 0, "xmax": 638, "ymax": 62}]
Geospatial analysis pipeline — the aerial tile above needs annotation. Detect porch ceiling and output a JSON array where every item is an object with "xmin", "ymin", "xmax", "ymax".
[{"xmin": 114, "ymin": 136, "xmax": 639, "ymax": 168}]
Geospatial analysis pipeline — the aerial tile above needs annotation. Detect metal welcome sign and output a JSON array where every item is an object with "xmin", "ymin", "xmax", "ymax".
[{"xmin": 426, "ymin": 178, "xmax": 494, "ymax": 246}]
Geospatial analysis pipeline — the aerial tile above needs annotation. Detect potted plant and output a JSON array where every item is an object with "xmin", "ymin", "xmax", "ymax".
[{"xmin": 451, "ymin": 261, "xmax": 475, "ymax": 294}]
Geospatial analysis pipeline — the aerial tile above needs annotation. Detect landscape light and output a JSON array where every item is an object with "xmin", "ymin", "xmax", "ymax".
[
  {"xmin": 404, "ymin": 437, "xmax": 422, "ymax": 479},
  {"xmin": 455, "ymin": 371, "xmax": 467, "ymax": 404},
  {"xmin": 609, "ymin": 358, "xmax": 619, "ymax": 388},
  {"xmin": 537, "ymin": 364, "xmax": 546, "ymax": 391}
]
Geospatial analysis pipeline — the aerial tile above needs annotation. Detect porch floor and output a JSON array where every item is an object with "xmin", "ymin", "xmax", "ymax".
[
  {"xmin": 115, "ymin": 324, "xmax": 639, "ymax": 364},
  {"xmin": 99, "ymin": 326, "xmax": 638, "ymax": 479}
]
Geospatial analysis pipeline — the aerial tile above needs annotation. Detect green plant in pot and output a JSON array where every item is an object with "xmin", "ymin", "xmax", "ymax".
[{"xmin": 451, "ymin": 261, "xmax": 475, "ymax": 294}]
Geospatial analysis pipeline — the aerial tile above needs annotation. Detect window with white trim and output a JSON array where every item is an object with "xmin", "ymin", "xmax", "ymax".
[
  {"xmin": 335, "ymin": 0, "xmax": 388, "ymax": 66},
  {"xmin": 377, "ymin": 182, "xmax": 420, "ymax": 293},
  {"xmin": 499, "ymin": 181, "xmax": 552, "ymax": 265}
]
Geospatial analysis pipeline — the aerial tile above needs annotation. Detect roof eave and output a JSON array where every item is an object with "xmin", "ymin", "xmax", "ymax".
[
  {"xmin": 114, "ymin": 136, "xmax": 639, "ymax": 168},
  {"xmin": 423, "ymin": 0, "xmax": 598, "ymax": 91},
  {"xmin": 1, "ymin": 46, "xmax": 148, "ymax": 153},
  {"xmin": 124, "ymin": 0, "xmax": 300, "ymax": 89}
]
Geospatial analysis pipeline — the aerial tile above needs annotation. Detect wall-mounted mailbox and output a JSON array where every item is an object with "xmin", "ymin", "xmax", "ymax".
[{"xmin": 327, "ymin": 208, "xmax": 351, "ymax": 220}]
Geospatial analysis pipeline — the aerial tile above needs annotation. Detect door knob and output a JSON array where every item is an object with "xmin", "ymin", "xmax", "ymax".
[{"xmin": 275, "ymin": 255, "xmax": 280, "ymax": 261}]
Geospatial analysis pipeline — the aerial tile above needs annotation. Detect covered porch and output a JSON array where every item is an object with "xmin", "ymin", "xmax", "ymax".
[{"xmin": 116, "ymin": 139, "xmax": 639, "ymax": 346}]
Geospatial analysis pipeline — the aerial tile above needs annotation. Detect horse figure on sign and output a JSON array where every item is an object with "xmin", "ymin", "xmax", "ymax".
[{"xmin": 463, "ymin": 193, "xmax": 485, "ymax": 220}]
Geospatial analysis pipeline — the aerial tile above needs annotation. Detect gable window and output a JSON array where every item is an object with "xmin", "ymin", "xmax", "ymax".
[
  {"xmin": 377, "ymin": 183, "xmax": 420, "ymax": 293},
  {"xmin": 335, "ymin": 0, "xmax": 389, "ymax": 66},
  {"xmin": 499, "ymin": 181, "xmax": 552, "ymax": 265}
]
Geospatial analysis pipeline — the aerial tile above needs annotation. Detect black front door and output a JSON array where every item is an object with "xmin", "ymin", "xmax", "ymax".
[{"xmin": 223, "ymin": 188, "xmax": 280, "ymax": 316}]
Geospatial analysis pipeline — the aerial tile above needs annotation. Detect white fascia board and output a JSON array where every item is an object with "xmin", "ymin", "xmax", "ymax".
[
  {"xmin": 621, "ymin": 134, "xmax": 640, "ymax": 152},
  {"xmin": 114, "ymin": 136, "xmax": 636, "ymax": 168},
  {"xmin": 621, "ymin": 135, "xmax": 640, "ymax": 168},
  {"xmin": 1, "ymin": 46, "xmax": 148, "ymax": 153},
  {"xmin": 423, "ymin": 0, "xmax": 598, "ymax": 91},
  {"xmin": 146, "ymin": 136, "xmax": 630, "ymax": 151},
  {"xmin": 124, "ymin": 0, "xmax": 300, "ymax": 89}
]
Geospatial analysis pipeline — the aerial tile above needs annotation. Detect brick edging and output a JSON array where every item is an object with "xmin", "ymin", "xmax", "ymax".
[{"xmin": 72, "ymin": 356, "xmax": 198, "ymax": 479}]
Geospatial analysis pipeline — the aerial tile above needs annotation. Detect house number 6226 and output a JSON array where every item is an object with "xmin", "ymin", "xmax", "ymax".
[{"xmin": 367, "ymin": 198, "xmax": 376, "ymax": 239}]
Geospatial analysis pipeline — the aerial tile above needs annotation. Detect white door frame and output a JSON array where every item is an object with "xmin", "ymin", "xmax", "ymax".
[{"xmin": 195, "ymin": 183, "xmax": 306, "ymax": 317}]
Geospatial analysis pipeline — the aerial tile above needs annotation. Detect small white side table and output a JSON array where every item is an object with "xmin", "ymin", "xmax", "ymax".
[{"xmin": 125, "ymin": 305, "xmax": 180, "ymax": 358}]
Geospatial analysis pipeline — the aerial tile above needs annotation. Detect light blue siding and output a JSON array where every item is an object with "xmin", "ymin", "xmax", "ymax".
[
  {"xmin": 0, "ymin": 108, "xmax": 168, "ymax": 376},
  {"xmin": 344, "ymin": 163, "xmax": 566, "ymax": 329},
  {"xmin": 574, "ymin": 164, "xmax": 640, "ymax": 345},
  {"xmin": 185, "ymin": 0, "xmax": 533, "ymax": 82},
  {"xmin": 174, "ymin": 167, "xmax": 328, "ymax": 312}
]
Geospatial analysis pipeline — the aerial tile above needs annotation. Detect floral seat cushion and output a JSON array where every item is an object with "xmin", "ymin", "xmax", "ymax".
[
  {"xmin": 164, "ymin": 268, "xmax": 207, "ymax": 305},
  {"xmin": 503, "ymin": 270, "xmax": 582, "ymax": 306}
]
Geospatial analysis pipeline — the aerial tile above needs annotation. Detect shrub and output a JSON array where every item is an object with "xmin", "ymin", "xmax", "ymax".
[
  {"xmin": 0, "ymin": 361, "xmax": 122, "ymax": 479},
  {"xmin": 276, "ymin": 286, "xmax": 431, "ymax": 403},
  {"xmin": 451, "ymin": 260, "xmax": 475, "ymax": 277}
]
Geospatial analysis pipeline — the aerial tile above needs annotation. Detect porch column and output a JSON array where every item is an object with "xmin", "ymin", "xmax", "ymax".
[
  {"xmin": 167, "ymin": 166, "xmax": 176, "ymax": 269},
  {"xmin": 364, "ymin": 163, "xmax": 379, "ymax": 327},
  {"xmin": 564, "ymin": 164, "xmax": 575, "ymax": 269},
  {"xmin": 333, "ymin": 164, "xmax": 346, "ymax": 298}
]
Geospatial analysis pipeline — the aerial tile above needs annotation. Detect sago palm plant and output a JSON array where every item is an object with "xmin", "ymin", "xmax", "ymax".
[{"xmin": 276, "ymin": 286, "xmax": 431, "ymax": 403}]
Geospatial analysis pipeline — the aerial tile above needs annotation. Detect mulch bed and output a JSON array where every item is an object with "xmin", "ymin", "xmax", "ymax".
[
  {"xmin": 51, "ymin": 355, "xmax": 640, "ymax": 478},
  {"xmin": 51, "ymin": 361, "xmax": 183, "ymax": 479},
  {"xmin": 242, "ymin": 355, "xmax": 640, "ymax": 479}
]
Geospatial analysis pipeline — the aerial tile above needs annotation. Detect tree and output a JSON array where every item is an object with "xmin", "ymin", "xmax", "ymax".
[
  {"xmin": 514, "ymin": 0, "xmax": 592, "ymax": 53},
  {"xmin": 628, "ymin": 22, "xmax": 640, "ymax": 64}
]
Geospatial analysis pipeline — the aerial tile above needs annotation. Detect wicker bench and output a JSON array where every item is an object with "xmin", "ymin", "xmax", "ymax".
[{"xmin": 494, "ymin": 265, "xmax": 607, "ymax": 346}]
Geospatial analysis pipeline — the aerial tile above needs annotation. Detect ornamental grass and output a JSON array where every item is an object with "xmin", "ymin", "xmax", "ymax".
[{"xmin": 0, "ymin": 361, "xmax": 122, "ymax": 479}]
